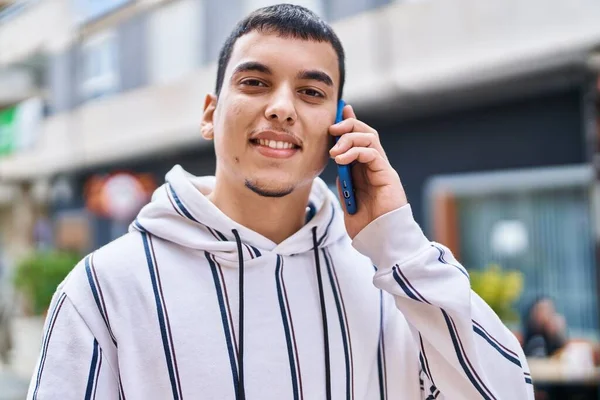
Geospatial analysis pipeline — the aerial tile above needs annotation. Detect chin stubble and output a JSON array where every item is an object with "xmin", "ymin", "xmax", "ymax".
[{"xmin": 244, "ymin": 179, "xmax": 294, "ymax": 198}]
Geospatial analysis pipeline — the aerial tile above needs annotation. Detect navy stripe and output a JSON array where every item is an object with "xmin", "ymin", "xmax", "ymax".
[
  {"xmin": 92, "ymin": 349, "xmax": 103, "ymax": 399},
  {"xmin": 394, "ymin": 266, "xmax": 431, "ymax": 305},
  {"xmin": 33, "ymin": 293, "xmax": 67, "ymax": 399},
  {"xmin": 275, "ymin": 256, "xmax": 300, "ymax": 400},
  {"xmin": 442, "ymin": 310, "xmax": 495, "ymax": 400},
  {"xmin": 326, "ymin": 249, "xmax": 354, "ymax": 399},
  {"xmin": 419, "ymin": 334, "xmax": 435, "ymax": 387},
  {"xmin": 141, "ymin": 232, "xmax": 181, "ymax": 400},
  {"xmin": 85, "ymin": 255, "xmax": 117, "ymax": 346},
  {"xmin": 205, "ymin": 227, "xmax": 220, "ymax": 241},
  {"xmin": 119, "ymin": 378, "xmax": 126, "ymax": 400},
  {"xmin": 280, "ymin": 258, "xmax": 304, "ymax": 400},
  {"xmin": 166, "ymin": 185, "xmax": 226, "ymax": 243},
  {"xmin": 250, "ymin": 245, "xmax": 261, "ymax": 257},
  {"xmin": 525, "ymin": 377, "xmax": 532, "ymax": 384},
  {"xmin": 214, "ymin": 258, "xmax": 239, "ymax": 354},
  {"xmin": 243, "ymin": 244, "xmax": 254, "ymax": 259},
  {"xmin": 392, "ymin": 268, "xmax": 423, "ymax": 303},
  {"xmin": 148, "ymin": 236, "xmax": 183, "ymax": 398},
  {"xmin": 214, "ymin": 229, "xmax": 227, "ymax": 241},
  {"xmin": 85, "ymin": 339, "xmax": 100, "ymax": 400},
  {"xmin": 473, "ymin": 320, "xmax": 519, "ymax": 358},
  {"xmin": 168, "ymin": 184, "xmax": 199, "ymax": 223},
  {"xmin": 473, "ymin": 325, "xmax": 521, "ymax": 367},
  {"xmin": 165, "ymin": 186, "xmax": 185, "ymax": 219},
  {"xmin": 432, "ymin": 244, "xmax": 469, "ymax": 280},
  {"xmin": 449, "ymin": 316, "xmax": 496, "ymax": 399},
  {"xmin": 377, "ymin": 290, "xmax": 387, "ymax": 400},
  {"xmin": 323, "ymin": 249, "xmax": 352, "ymax": 400},
  {"xmin": 206, "ymin": 251, "xmax": 239, "ymax": 398},
  {"xmin": 419, "ymin": 354, "xmax": 429, "ymax": 382},
  {"xmin": 317, "ymin": 204, "xmax": 335, "ymax": 245},
  {"xmin": 134, "ymin": 219, "xmax": 146, "ymax": 232}
]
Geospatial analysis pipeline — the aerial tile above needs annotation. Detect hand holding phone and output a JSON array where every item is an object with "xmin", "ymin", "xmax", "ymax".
[
  {"xmin": 329, "ymin": 101, "xmax": 408, "ymax": 238},
  {"xmin": 334, "ymin": 100, "xmax": 358, "ymax": 214}
]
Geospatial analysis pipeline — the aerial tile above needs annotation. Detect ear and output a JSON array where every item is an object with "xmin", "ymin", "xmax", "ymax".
[{"xmin": 201, "ymin": 94, "xmax": 217, "ymax": 140}]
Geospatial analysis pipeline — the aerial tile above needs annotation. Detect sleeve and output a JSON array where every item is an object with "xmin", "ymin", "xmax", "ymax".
[
  {"xmin": 353, "ymin": 205, "xmax": 534, "ymax": 400},
  {"xmin": 26, "ymin": 291, "xmax": 120, "ymax": 400}
]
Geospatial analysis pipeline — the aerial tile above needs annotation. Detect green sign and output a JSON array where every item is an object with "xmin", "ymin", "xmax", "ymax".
[{"xmin": 0, "ymin": 106, "xmax": 17, "ymax": 156}]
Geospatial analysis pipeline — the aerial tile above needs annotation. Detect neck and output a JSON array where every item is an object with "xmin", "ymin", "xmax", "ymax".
[{"xmin": 208, "ymin": 174, "xmax": 312, "ymax": 244}]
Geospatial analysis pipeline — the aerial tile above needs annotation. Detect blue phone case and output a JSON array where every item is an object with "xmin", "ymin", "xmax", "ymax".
[{"xmin": 335, "ymin": 100, "xmax": 358, "ymax": 214}]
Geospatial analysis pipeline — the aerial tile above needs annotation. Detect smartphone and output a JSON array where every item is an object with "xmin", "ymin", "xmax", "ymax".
[{"xmin": 334, "ymin": 99, "xmax": 358, "ymax": 214}]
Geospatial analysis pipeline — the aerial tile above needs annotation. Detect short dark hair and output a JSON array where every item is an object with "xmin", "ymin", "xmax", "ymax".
[{"xmin": 215, "ymin": 4, "xmax": 345, "ymax": 100}]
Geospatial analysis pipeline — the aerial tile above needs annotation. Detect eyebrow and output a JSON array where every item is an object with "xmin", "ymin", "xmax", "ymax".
[
  {"xmin": 232, "ymin": 62, "xmax": 334, "ymax": 87},
  {"xmin": 232, "ymin": 61, "xmax": 272, "ymax": 75},
  {"xmin": 297, "ymin": 69, "xmax": 333, "ymax": 86}
]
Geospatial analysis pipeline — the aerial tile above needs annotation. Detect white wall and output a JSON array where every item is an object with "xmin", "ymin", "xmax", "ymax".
[
  {"xmin": 2, "ymin": 0, "xmax": 600, "ymax": 179},
  {"xmin": 0, "ymin": 0, "xmax": 73, "ymax": 65}
]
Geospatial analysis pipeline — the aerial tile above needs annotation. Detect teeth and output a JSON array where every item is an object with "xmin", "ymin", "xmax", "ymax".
[{"xmin": 257, "ymin": 139, "xmax": 294, "ymax": 149}]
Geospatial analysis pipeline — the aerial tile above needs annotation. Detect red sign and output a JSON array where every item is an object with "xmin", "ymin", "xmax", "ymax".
[{"xmin": 84, "ymin": 172, "xmax": 157, "ymax": 221}]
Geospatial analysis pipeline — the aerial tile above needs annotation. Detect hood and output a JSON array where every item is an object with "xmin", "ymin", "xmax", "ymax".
[{"xmin": 130, "ymin": 165, "xmax": 348, "ymax": 265}]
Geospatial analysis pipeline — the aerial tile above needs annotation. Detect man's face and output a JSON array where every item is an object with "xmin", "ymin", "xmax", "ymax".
[{"xmin": 202, "ymin": 31, "xmax": 340, "ymax": 197}]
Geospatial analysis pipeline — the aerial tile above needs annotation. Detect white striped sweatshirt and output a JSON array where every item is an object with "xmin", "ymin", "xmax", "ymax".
[{"xmin": 27, "ymin": 165, "xmax": 534, "ymax": 399}]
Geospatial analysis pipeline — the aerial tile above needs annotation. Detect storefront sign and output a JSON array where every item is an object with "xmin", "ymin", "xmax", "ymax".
[
  {"xmin": 84, "ymin": 172, "xmax": 156, "ymax": 221},
  {"xmin": 0, "ymin": 97, "xmax": 42, "ymax": 156}
]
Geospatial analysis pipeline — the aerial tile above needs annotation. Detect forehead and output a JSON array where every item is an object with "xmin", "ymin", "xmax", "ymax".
[{"xmin": 226, "ymin": 31, "xmax": 340, "ymax": 84}]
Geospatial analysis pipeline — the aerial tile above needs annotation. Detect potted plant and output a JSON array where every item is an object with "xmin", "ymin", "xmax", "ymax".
[
  {"xmin": 9, "ymin": 250, "xmax": 79, "ymax": 378},
  {"xmin": 470, "ymin": 264, "xmax": 524, "ymax": 324},
  {"xmin": 12, "ymin": 250, "xmax": 80, "ymax": 317}
]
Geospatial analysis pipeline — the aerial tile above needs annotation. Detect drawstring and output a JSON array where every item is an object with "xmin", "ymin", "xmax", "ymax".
[
  {"xmin": 232, "ymin": 229, "xmax": 246, "ymax": 400},
  {"xmin": 231, "ymin": 228, "xmax": 330, "ymax": 400},
  {"xmin": 312, "ymin": 227, "xmax": 332, "ymax": 400}
]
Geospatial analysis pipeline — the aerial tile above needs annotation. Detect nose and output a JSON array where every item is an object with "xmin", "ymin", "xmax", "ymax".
[{"xmin": 265, "ymin": 87, "xmax": 297, "ymax": 125}]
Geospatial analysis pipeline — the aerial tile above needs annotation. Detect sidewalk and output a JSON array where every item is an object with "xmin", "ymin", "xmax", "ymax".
[
  {"xmin": 0, "ymin": 365, "xmax": 29, "ymax": 400},
  {"xmin": 0, "ymin": 315, "xmax": 43, "ymax": 400}
]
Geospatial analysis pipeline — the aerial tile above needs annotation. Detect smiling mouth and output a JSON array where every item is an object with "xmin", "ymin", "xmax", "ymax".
[{"xmin": 250, "ymin": 138, "xmax": 301, "ymax": 150}]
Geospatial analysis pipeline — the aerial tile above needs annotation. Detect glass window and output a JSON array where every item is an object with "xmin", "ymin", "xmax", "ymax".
[{"xmin": 79, "ymin": 30, "xmax": 120, "ymax": 101}]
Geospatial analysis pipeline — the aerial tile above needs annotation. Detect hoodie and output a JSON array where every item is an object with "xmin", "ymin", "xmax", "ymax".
[{"xmin": 27, "ymin": 165, "xmax": 534, "ymax": 399}]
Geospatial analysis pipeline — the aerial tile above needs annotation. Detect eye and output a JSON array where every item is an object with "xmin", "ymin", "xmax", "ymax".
[
  {"xmin": 299, "ymin": 88, "xmax": 324, "ymax": 98},
  {"xmin": 241, "ymin": 79, "xmax": 267, "ymax": 87}
]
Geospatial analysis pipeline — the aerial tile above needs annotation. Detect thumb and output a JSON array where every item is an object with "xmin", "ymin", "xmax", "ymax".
[{"xmin": 342, "ymin": 104, "xmax": 356, "ymax": 120}]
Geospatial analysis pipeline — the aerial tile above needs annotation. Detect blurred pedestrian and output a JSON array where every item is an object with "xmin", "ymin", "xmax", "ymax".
[
  {"xmin": 27, "ymin": 4, "xmax": 533, "ymax": 399},
  {"xmin": 523, "ymin": 296, "xmax": 567, "ymax": 358}
]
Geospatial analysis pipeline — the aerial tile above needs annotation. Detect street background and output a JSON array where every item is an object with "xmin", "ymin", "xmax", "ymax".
[{"xmin": 2, "ymin": 0, "xmax": 600, "ymax": 398}]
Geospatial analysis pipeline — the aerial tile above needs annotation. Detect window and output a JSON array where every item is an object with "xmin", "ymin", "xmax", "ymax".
[
  {"xmin": 79, "ymin": 30, "xmax": 120, "ymax": 101},
  {"xmin": 426, "ymin": 166, "xmax": 599, "ymax": 340},
  {"xmin": 147, "ymin": 0, "xmax": 203, "ymax": 85}
]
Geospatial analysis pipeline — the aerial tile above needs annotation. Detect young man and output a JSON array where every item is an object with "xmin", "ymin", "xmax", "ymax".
[{"xmin": 28, "ymin": 4, "xmax": 533, "ymax": 399}]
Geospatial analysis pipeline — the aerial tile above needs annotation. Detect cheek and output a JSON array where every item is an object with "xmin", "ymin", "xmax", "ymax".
[
  {"xmin": 306, "ymin": 132, "xmax": 332, "ymax": 173},
  {"xmin": 214, "ymin": 99, "xmax": 250, "ymax": 153}
]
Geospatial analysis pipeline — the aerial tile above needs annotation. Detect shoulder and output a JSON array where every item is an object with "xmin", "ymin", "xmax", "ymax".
[{"xmin": 60, "ymin": 231, "xmax": 150, "ymax": 305}]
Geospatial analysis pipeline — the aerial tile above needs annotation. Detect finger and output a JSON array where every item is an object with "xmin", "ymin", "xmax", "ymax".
[
  {"xmin": 329, "ymin": 132, "xmax": 379, "ymax": 157},
  {"xmin": 329, "ymin": 105, "xmax": 377, "ymax": 137},
  {"xmin": 335, "ymin": 147, "xmax": 388, "ymax": 173},
  {"xmin": 343, "ymin": 104, "xmax": 356, "ymax": 120}
]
